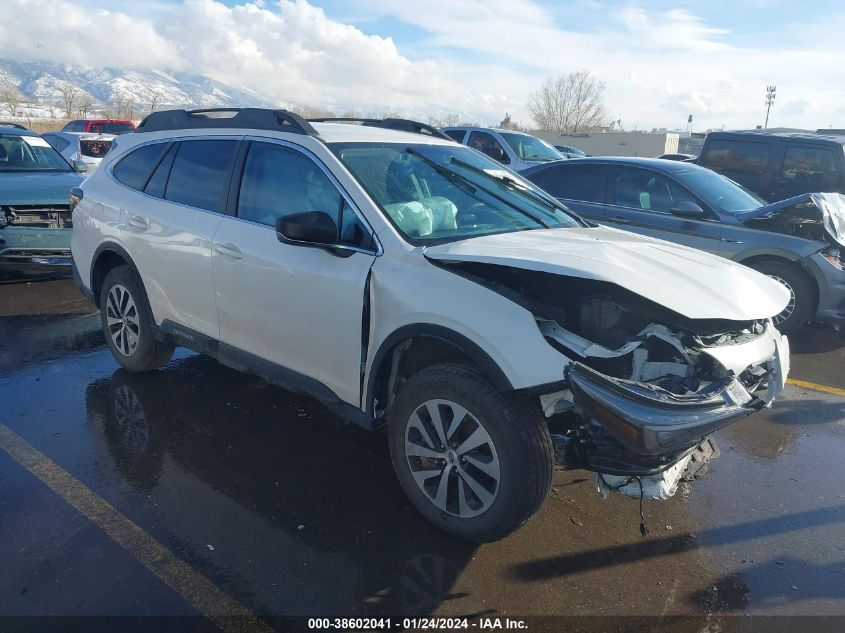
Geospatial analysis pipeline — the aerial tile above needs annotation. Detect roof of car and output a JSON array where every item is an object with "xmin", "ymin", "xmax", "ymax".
[
  {"xmin": 707, "ymin": 129, "xmax": 845, "ymax": 144},
  {"xmin": 0, "ymin": 125, "xmax": 37, "ymax": 137},
  {"xmin": 522, "ymin": 156, "xmax": 705, "ymax": 175}
]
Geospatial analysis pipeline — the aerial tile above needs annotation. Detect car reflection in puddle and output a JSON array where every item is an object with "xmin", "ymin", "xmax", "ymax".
[{"xmin": 83, "ymin": 355, "xmax": 479, "ymax": 617}]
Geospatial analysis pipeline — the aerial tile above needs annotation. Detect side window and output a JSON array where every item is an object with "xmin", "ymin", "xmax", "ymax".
[
  {"xmin": 444, "ymin": 129, "xmax": 466, "ymax": 143},
  {"xmin": 113, "ymin": 143, "xmax": 169, "ymax": 191},
  {"xmin": 238, "ymin": 142, "xmax": 374, "ymax": 249},
  {"xmin": 539, "ymin": 165, "xmax": 605, "ymax": 202},
  {"xmin": 42, "ymin": 134, "xmax": 70, "ymax": 153},
  {"xmin": 781, "ymin": 145, "xmax": 839, "ymax": 186},
  {"xmin": 611, "ymin": 167, "xmax": 698, "ymax": 213},
  {"xmin": 164, "ymin": 140, "xmax": 237, "ymax": 212},
  {"xmin": 143, "ymin": 144, "xmax": 176, "ymax": 198},
  {"xmin": 700, "ymin": 139, "xmax": 770, "ymax": 175},
  {"xmin": 467, "ymin": 131, "xmax": 510, "ymax": 164}
]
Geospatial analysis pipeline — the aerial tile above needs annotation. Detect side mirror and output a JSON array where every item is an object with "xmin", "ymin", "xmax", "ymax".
[
  {"xmin": 669, "ymin": 200, "xmax": 706, "ymax": 218},
  {"xmin": 276, "ymin": 211, "xmax": 338, "ymax": 246},
  {"xmin": 73, "ymin": 159, "xmax": 88, "ymax": 173}
]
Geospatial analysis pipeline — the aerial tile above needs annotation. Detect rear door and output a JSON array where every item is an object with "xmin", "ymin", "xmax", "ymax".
[
  {"xmin": 116, "ymin": 137, "xmax": 239, "ymax": 339},
  {"xmin": 605, "ymin": 165, "xmax": 723, "ymax": 253},
  {"xmin": 699, "ymin": 138, "xmax": 774, "ymax": 200},
  {"xmin": 212, "ymin": 139, "xmax": 378, "ymax": 406},
  {"xmin": 527, "ymin": 163, "xmax": 607, "ymax": 220},
  {"xmin": 772, "ymin": 143, "xmax": 843, "ymax": 200}
]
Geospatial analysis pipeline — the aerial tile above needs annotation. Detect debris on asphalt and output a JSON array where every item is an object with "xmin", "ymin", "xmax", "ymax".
[
  {"xmin": 570, "ymin": 517, "xmax": 583, "ymax": 526},
  {"xmin": 206, "ymin": 544, "xmax": 215, "ymax": 551}
]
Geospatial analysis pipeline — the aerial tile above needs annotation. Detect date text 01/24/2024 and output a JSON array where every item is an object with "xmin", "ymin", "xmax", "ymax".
[{"xmin": 307, "ymin": 617, "xmax": 529, "ymax": 630}]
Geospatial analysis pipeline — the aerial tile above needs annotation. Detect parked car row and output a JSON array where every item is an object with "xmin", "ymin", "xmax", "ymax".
[
  {"xmin": 3, "ymin": 110, "xmax": 841, "ymax": 542},
  {"xmin": 0, "ymin": 119, "xmax": 134, "ymax": 270}
]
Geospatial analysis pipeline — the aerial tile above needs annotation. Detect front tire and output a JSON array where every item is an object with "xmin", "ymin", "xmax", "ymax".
[
  {"xmin": 749, "ymin": 260, "xmax": 814, "ymax": 334},
  {"xmin": 100, "ymin": 265, "xmax": 173, "ymax": 372},
  {"xmin": 388, "ymin": 364, "xmax": 553, "ymax": 542}
]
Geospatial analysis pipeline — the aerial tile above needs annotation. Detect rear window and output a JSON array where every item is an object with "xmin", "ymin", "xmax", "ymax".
[
  {"xmin": 113, "ymin": 143, "xmax": 169, "ymax": 191},
  {"xmin": 80, "ymin": 138, "xmax": 112, "ymax": 158},
  {"xmin": 532, "ymin": 164, "xmax": 605, "ymax": 202},
  {"xmin": 700, "ymin": 139, "xmax": 770, "ymax": 175},
  {"xmin": 164, "ymin": 140, "xmax": 237, "ymax": 212}
]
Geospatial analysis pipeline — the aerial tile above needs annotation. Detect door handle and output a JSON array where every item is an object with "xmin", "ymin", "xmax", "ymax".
[
  {"xmin": 127, "ymin": 214, "xmax": 148, "ymax": 230},
  {"xmin": 611, "ymin": 215, "xmax": 631, "ymax": 224},
  {"xmin": 214, "ymin": 243, "xmax": 243, "ymax": 260}
]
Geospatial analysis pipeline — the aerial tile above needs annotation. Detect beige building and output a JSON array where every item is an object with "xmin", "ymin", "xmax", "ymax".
[{"xmin": 532, "ymin": 130, "xmax": 680, "ymax": 157}]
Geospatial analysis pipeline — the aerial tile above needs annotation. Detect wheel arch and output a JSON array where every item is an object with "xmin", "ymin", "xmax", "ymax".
[
  {"xmin": 739, "ymin": 254, "xmax": 820, "ymax": 321},
  {"xmin": 365, "ymin": 324, "xmax": 514, "ymax": 418},
  {"xmin": 90, "ymin": 242, "xmax": 143, "ymax": 308}
]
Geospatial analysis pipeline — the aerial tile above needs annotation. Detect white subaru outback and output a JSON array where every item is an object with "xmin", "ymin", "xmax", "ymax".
[{"xmin": 70, "ymin": 109, "xmax": 790, "ymax": 542}]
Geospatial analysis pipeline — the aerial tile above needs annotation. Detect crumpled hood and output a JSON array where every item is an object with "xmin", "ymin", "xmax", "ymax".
[
  {"xmin": 425, "ymin": 226, "xmax": 790, "ymax": 321},
  {"xmin": 0, "ymin": 171, "xmax": 84, "ymax": 206},
  {"xmin": 739, "ymin": 192, "xmax": 845, "ymax": 246}
]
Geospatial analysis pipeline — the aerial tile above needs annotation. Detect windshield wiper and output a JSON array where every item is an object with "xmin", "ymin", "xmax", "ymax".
[
  {"xmin": 406, "ymin": 148, "xmax": 553, "ymax": 228},
  {"xmin": 405, "ymin": 148, "xmax": 477, "ymax": 197},
  {"xmin": 449, "ymin": 157, "xmax": 568, "ymax": 217}
]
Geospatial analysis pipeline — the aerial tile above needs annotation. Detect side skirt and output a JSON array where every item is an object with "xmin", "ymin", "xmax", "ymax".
[{"xmin": 155, "ymin": 320, "xmax": 377, "ymax": 431}]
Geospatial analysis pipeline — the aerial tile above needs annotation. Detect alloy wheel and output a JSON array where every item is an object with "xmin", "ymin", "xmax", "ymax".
[
  {"xmin": 105, "ymin": 284, "xmax": 141, "ymax": 356},
  {"xmin": 404, "ymin": 399, "xmax": 500, "ymax": 518},
  {"xmin": 768, "ymin": 275, "xmax": 796, "ymax": 326}
]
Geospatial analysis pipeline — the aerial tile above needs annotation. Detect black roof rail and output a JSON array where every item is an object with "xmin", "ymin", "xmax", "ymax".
[
  {"xmin": 308, "ymin": 117, "xmax": 452, "ymax": 141},
  {"xmin": 135, "ymin": 108, "xmax": 320, "ymax": 137},
  {"xmin": 0, "ymin": 121, "xmax": 29, "ymax": 130}
]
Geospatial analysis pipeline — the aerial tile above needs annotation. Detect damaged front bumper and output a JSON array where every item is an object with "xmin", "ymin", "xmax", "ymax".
[{"xmin": 546, "ymin": 326, "xmax": 789, "ymax": 498}]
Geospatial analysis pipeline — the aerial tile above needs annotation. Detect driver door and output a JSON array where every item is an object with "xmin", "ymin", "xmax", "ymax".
[
  {"xmin": 212, "ymin": 140, "xmax": 378, "ymax": 406},
  {"xmin": 605, "ymin": 166, "xmax": 723, "ymax": 254}
]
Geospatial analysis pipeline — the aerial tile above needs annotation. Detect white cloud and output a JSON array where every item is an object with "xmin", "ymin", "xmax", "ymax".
[{"xmin": 0, "ymin": 0, "xmax": 844, "ymax": 130}]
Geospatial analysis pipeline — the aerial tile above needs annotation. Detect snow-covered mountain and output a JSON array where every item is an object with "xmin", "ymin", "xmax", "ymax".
[{"xmin": 0, "ymin": 59, "xmax": 269, "ymax": 110}]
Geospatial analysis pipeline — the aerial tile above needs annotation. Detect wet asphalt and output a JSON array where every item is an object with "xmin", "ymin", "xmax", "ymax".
[{"xmin": 1, "ymin": 275, "xmax": 844, "ymax": 631}]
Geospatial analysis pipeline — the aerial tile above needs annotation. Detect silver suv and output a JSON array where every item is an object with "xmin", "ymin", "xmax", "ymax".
[
  {"xmin": 442, "ymin": 126, "xmax": 564, "ymax": 172},
  {"xmin": 71, "ymin": 109, "xmax": 790, "ymax": 541}
]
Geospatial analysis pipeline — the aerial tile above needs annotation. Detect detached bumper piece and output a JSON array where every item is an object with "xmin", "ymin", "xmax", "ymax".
[{"xmin": 567, "ymin": 361, "xmax": 764, "ymax": 457}]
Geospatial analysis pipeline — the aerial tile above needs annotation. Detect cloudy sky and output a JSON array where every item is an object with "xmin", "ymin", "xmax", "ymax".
[{"xmin": 2, "ymin": 0, "xmax": 844, "ymax": 131}]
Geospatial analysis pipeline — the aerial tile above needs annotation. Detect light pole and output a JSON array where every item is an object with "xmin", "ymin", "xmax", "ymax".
[{"xmin": 764, "ymin": 85, "xmax": 776, "ymax": 128}]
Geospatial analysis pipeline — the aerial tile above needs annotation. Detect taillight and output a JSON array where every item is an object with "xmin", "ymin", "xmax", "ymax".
[{"xmin": 69, "ymin": 187, "xmax": 83, "ymax": 212}]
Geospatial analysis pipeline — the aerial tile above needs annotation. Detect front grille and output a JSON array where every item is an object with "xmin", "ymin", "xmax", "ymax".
[
  {"xmin": 80, "ymin": 139, "xmax": 112, "ymax": 158},
  {"xmin": 2, "ymin": 205, "xmax": 72, "ymax": 229},
  {"xmin": 0, "ymin": 248, "xmax": 71, "ymax": 260}
]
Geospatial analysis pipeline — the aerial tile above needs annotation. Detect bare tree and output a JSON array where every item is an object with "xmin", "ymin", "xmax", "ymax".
[
  {"xmin": 0, "ymin": 85, "xmax": 21, "ymax": 116},
  {"xmin": 60, "ymin": 82, "xmax": 80, "ymax": 118},
  {"xmin": 287, "ymin": 104, "xmax": 337, "ymax": 119},
  {"xmin": 528, "ymin": 70, "xmax": 609, "ymax": 132},
  {"xmin": 0, "ymin": 84, "xmax": 22, "ymax": 117},
  {"xmin": 426, "ymin": 113, "xmax": 461, "ymax": 128},
  {"xmin": 149, "ymin": 92, "xmax": 160, "ymax": 113},
  {"xmin": 78, "ymin": 93, "xmax": 95, "ymax": 118}
]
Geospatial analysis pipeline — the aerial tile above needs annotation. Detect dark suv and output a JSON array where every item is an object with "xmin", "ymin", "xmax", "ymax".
[{"xmin": 698, "ymin": 130, "xmax": 845, "ymax": 202}]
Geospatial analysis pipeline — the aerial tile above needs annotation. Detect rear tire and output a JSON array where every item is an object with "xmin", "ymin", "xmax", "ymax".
[
  {"xmin": 388, "ymin": 363, "xmax": 553, "ymax": 542},
  {"xmin": 748, "ymin": 260, "xmax": 814, "ymax": 334},
  {"xmin": 100, "ymin": 265, "xmax": 173, "ymax": 372}
]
